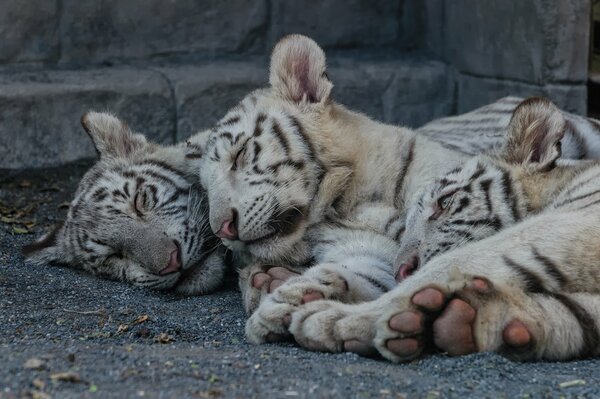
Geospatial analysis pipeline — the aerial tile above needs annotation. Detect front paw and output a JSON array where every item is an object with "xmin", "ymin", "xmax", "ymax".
[
  {"xmin": 289, "ymin": 300, "xmax": 380, "ymax": 356},
  {"xmin": 245, "ymin": 266, "xmax": 350, "ymax": 344},
  {"xmin": 240, "ymin": 264, "xmax": 301, "ymax": 314}
]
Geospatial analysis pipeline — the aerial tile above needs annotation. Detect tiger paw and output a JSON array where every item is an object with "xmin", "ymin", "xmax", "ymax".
[
  {"xmin": 288, "ymin": 300, "xmax": 380, "ymax": 356},
  {"xmin": 240, "ymin": 264, "xmax": 301, "ymax": 314},
  {"xmin": 245, "ymin": 264, "xmax": 350, "ymax": 344},
  {"xmin": 374, "ymin": 277, "xmax": 536, "ymax": 362}
]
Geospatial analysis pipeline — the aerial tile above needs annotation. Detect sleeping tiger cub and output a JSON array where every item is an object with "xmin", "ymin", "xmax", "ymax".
[
  {"xmin": 184, "ymin": 34, "xmax": 600, "ymax": 348},
  {"xmin": 285, "ymin": 97, "xmax": 600, "ymax": 362},
  {"xmin": 24, "ymin": 112, "xmax": 225, "ymax": 295}
]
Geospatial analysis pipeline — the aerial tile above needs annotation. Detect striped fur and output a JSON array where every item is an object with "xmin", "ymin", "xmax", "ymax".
[
  {"xmin": 24, "ymin": 112, "xmax": 224, "ymax": 295},
  {"xmin": 185, "ymin": 35, "xmax": 600, "ymax": 347},
  {"xmin": 285, "ymin": 98, "xmax": 600, "ymax": 362}
]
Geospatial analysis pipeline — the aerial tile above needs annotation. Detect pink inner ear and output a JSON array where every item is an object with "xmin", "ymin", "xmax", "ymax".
[{"xmin": 292, "ymin": 53, "xmax": 317, "ymax": 103}]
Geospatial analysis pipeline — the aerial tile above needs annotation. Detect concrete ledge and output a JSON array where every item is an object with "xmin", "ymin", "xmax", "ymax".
[
  {"xmin": 0, "ymin": 67, "xmax": 174, "ymax": 169},
  {"xmin": 1, "ymin": 56, "xmax": 454, "ymax": 169},
  {"xmin": 457, "ymin": 73, "xmax": 587, "ymax": 115}
]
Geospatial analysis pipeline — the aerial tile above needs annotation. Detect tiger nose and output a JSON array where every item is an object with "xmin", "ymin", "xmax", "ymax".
[
  {"xmin": 216, "ymin": 209, "xmax": 239, "ymax": 240},
  {"xmin": 159, "ymin": 240, "xmax": 181, "ymax": 275}
]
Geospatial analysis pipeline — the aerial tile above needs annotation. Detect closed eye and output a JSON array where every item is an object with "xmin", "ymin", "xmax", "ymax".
[
  {"xmin": 133, "ymin": 191, "xmax": 145, "ymax": 217},
  {"xmin": 231, "ymin": 143, "xmax": 248, "ymax": 171}
]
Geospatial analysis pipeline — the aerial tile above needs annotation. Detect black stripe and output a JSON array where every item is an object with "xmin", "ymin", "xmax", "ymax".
[
  {"xmin": 253, "ymin": 114, "xmax": 266, "ymax": 137},
  {"xmin": 551, "ymin": 293, "xmax": 600, "ymax": 358},
  {"xmin": 271, "ymin": 119, "xmax": 290, "ymax": 156},
  {"xmin": 452, "ymin": 197, "xmax": 470, "ymax": 215},
  {"xmin": 531, "ymin": 247, "xmax": 567, "ymax": 288},
  {"xmin": 556, "ymin": 188, "xmax": 600, "ymax": 208},
  {"xmin": 479, "ymin": 179, "xmax": 493, "ymax": 213},
  {"xmin": 354, "ymin": 272, "xmax": 391, "ymax": 292},
  {"xmin": 138, "ymin": 160, "xmax": 186, "ymax": 179},
  {"xmin": 394, "ymin": 138, "xmax": 416, "ymax": 209},
  {"xmin": 502, "ymin": 255, "xmax": 546, "ymax": 293},
  {"xmin": 500, "ymin": 169, "xmax": 521, "ymax": 221},
  {"xmin": 220, "ymin": 115, "xmax": 240, "ymax": 126}
]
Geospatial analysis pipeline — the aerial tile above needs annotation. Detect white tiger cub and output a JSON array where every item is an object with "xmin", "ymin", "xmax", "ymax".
[
  {"xmin": 24, "ymin": 112, "xmax": 225, "ymax": 295},
  {"xmin": 185, "ymin": 34, "xmax": 600, "ymax": 346},
  {"xmin": 287, "ymin": 97, "xmax": 600, "ymax": 362}
]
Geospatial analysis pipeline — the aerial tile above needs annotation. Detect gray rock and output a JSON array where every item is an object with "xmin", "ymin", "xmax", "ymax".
[
  {"xmin": 330, "ymin": 58, "xmax": 453, "ymax": 128},
  {"xmin": 444, "ymin": 0, "xmax": 589, "ymax": 84},
  {"xmin": 0, "ymin": 67, "xmax": 174, "ymax": 169},
  {"xmin": 158, "ymin": 62, "xmax": 267, "ymax": 141},
  {"xmin": 59, "ymin": 0, "xmax": 268, "ymax": 64},
  {"xmin": 269, "ymin": 0, "xmax": 402, "ymax": 49},
  {"xmin": 456, "ymin": 73, "xmax": 587, "ymax": 115},
  {"xmin": 0, "ymin": 0, "xmax": 59, "ymax": 63}
]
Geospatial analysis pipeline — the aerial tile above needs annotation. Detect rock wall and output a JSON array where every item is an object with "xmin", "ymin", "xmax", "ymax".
[{"xmin": 0, "ymin": 0, "xmax": 590, "ymax": 168}]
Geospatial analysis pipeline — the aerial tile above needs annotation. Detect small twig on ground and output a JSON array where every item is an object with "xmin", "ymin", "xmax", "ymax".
[{"xmin": 62, "ymin": 308, "xmax": 106, "ymax": 316}]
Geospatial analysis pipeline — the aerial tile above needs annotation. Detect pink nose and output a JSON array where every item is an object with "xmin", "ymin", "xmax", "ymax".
[
  {"xmin": 159, "ymin": 243, "xmax": 181, "ymax": 275},
  {"xmin": 216, "ymin": 219, "xmax": 238, "ymax": 240}
]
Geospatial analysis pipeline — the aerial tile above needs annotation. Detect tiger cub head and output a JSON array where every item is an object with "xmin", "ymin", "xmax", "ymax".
[
  {"xmin": 23, "ymin": 112, "xmax": 224, "ymax": 294},
  {"xmin": 396, "ymin": 97, "xmax": 565, "ymax": 280},
  {"xmin": 186, "ymin": 34, "xmax": 348, "ymax": 263}
]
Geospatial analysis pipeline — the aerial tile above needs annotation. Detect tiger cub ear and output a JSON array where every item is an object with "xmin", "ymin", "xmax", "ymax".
[
  {"xmin": 500, "ymin": 97, "xmax": 565, "ymax": 171},
  {"xmin": 22, "ymin": 223, "xmax": 68, "ymax": 266},
  {"xmin": 81, "ymin": 111, "xmax": 148, "ymax": 159},
  {"xmin": 269, "ymin": 34, "xmax": 333, "ymax": 105}
]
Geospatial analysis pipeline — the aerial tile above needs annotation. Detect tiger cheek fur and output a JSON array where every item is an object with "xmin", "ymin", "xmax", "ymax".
[{"xmin": 24, "ymin": 112, "xmax": 225, "ymax": 295}]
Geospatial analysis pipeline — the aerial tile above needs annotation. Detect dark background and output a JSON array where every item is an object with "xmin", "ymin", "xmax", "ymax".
[{"xmin": 0, "ymin": 0, "xmax": 592, "ymax": 170}]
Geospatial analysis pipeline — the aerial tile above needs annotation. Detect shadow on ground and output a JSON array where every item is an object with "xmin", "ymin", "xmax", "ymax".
[{"xmin": 1, "ymin": 162, "xmax": 599, "ymax": 398}]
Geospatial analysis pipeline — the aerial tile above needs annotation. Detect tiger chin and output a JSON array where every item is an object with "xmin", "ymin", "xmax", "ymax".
[{"xmin": 23, "ymin": 112, "xmax": 226, "ymax": 296}]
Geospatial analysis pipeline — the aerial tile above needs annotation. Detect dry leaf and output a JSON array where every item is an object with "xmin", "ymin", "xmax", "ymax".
[
  {"xmin": 24, "ymin": 357, "xmax": 46, "ymax": 370},
  {"xmin": 13, "ymin": 226, "xmax": 31, "ymax": 234},
  {"xmin": 154, "ymin": 333, "xmax": 174, "ymax": 344},
  {"xmin": 20, "ymin": 180, "xmax": 32, "ymax": 188},
  {"xmin": 117, "ymin": 324, "xmax": 129, "ymax": 333},
  {"xmin": 132, "ymin": 315, "xmax": 149, "ymax": 325},
  {"xmin": 50, "ymin": 372, "xmax": 82, "ymax": 383},
  {"xmin": 58, "ymin": 202, "xmax": 70, "ymax": 209},
  {"xmin": 559, "ymin": 379, "xmax": 586, "ymax": 388},
  {"xmin": 30, "ymin": 390, "xmax": 51, "ymax": 399},
  {"xmin": 32, "ymin": 378, "xmax": 45, "ymax": 390}
]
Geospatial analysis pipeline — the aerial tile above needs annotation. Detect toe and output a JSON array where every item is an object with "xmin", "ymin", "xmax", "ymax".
[
  {"xmin": 412, "ymin": 288, "xmax": 445, "ymax": 311},
  {"xmin": 302, "ymin": 290, "xmax": 325, "ymax": 304},
  {"xmin": 267, "ymin": 267, "xmax": 299, "ymax": 281},
  {"xmin": 433, "ymin": 298, "xmax": 477, "ymax": 356},
  {"xmin": 471, "ymin": 278, "xmax": 491, "ymax": 292},
  {"xmin": 252, "ymin": 272, "xmax": 272, "ymax": 289},
  {"xmin": 268, "ymin": 279, "xmax": 285, "ymax": 293},
  {"xmin": 503, "ymin": 319, "xmax": 531, "ymax": 348},
  {"xmin": 386, "ymin": 338, "xmax": 421, "ymax": 358},
  {"xmin": 388, "ymin": 311, "xmax": 423, "ymax": 334},
  {"xmin": 344, "ymin": 339, "xmax": 377, "ymax": 357}
]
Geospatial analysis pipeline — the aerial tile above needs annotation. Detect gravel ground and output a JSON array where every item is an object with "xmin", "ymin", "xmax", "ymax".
[{"xmin": 2, "ymin": 162, "xmax": 600, "ymax": 399}]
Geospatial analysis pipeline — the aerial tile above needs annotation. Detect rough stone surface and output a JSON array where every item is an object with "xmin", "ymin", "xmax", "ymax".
[
  {"xmin": 330, "ymin": 58, "xmax": 453, "ymax": 128},
  {"xmin": 269, "ymin": 0, "xmax": 403, "ymax": 50},
  {"xmin": 444, "ymin": 0, "xmax": 590, "ymax": 84},
  {"xmin": 0, "ymin": 67, "xmax": 174, "ymax": 169},
  {"xmin": 0, "ymin": 0, "xmax": 59, "ymax": 64},
  {"xmin": 159, "ymin": 62, "xmax": 267, "ymax": 141},
  {"xmin": 457, "ymin": 73, "xmax": 587, "ymax": 114},
  {"xmin": 59, "ymin": 0, "xmax": 268, "ymax": 64}
]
